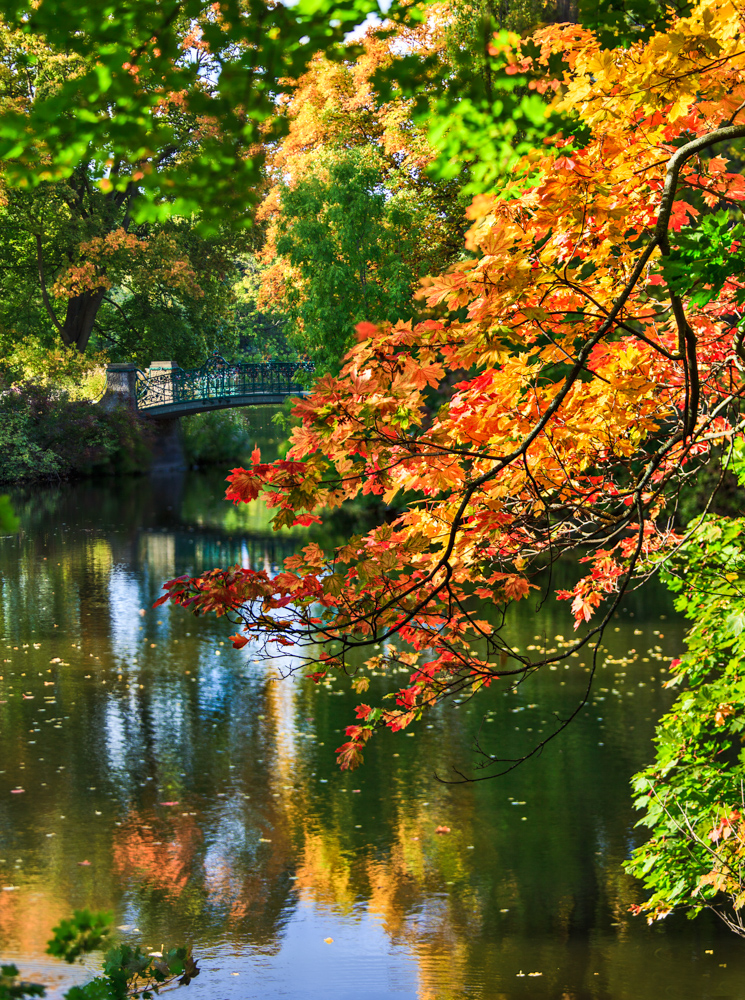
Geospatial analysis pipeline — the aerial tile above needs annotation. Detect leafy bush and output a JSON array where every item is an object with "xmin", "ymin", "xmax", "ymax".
[{"xmin": 0, "ymin": 380, "xmax": 151, "ymax": 484}]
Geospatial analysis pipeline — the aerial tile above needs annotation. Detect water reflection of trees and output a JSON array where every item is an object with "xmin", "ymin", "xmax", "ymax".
[{"xmin": 1, "ymin": 474, "xmax": 726, "ymax": 1000}]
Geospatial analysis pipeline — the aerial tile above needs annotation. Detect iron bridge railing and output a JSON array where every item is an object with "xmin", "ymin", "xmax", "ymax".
[{"xmin": 135, "ymin": 354, "xmax": 315, "ymax": 411}]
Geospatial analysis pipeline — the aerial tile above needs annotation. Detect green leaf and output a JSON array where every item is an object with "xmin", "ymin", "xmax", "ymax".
[{"xmin": 47, "ymin": 910, "xmax": 114, "ymax": 964}]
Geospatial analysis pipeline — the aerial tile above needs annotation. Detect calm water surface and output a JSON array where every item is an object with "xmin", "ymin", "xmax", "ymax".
[{"xmin": 0, "ymin": 466, "xmax": 743, "ymax": 999}]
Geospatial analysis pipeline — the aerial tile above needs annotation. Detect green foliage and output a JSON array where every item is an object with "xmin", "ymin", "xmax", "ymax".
[
  {"xmin": 0, "ymin": 381, "xmax": 151, "ymax": 484},
  {"xmin": 0, "ymin": 0, "xmax": 407, "ymax": 361},
  {"xmin": 47, "ymin": 911, "xmax": 114, "ymax": 965},
  {"xmin": 0, "ymin": 176, "xmax": 244, "ymax": 362},
  {"xmin": 64, "ymin": 946, "xmax": 199, "ymax": 1000},
  {"xmin": 183, "ymin": 409, "xmax": 254, "ymax": 466},
  {"xmin": 0, "ymin": 0, "xmax": 411, "ymax": 227},
  {"xmin": 232, "ymin": 257, "xmax": 293, "ymax": 361},
  {"xmin": 379, "ymin": 24, "xmax": 589, "ymax": 200},
  {"xmin": 2, "ymin": 910, "xmax": 200, "ymax": 1000},
  {"xmin": 274, "ymin": 147, "xmax": 422, "ymax": 372},
  {"xmin": 662, "ymin": 210, "xmax": 745, "ymax": 308},
  {"xmin": 403, "ymin": 0, "xmax": 558, "ymax": 196},
  {"xmin": 626, "ymin": 441, "xmax": 745, "ymax": 932}
]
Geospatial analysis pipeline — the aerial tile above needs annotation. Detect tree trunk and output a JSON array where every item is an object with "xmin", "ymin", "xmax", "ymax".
[
  {"xmin": 554, "ymin": 0, "xmax": 578, "ymax": 21},
  {"xmin": 61, "ymin": 288, "xmax": 107, "ymax": 353}
]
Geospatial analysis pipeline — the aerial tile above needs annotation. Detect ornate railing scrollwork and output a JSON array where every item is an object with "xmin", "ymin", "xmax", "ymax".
[{"xmin": 135, "ymin": 354, "xmax": 314, "ymax": 411}]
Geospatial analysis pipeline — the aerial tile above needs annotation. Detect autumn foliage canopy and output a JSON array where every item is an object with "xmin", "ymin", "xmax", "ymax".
[{"xmin": 158, "ymin": 1, "xmax": 745, "ymax": 774}]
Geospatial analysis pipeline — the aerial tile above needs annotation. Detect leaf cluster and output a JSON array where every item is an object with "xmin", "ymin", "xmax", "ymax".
[
  {"xmin": 47, "ymin": 911, "xmax": 114, "ymax": 965},
  {"xmin": 2, "ymin": 910, "xmax": 200, "ymax": 1000},
  {"xmin": 0, "ymin": 0, "xmax": 417, "ymax": 226},
  {"xmin": 663, "ymin": 209, "xmax": 745, "ymax": 308},
  {"xmin": 65, "ymin": 946, "xmax": 199, "ymax": 1000},
  {"xmin": 626, "ymin": 444, "xmax": 745, "ymax": 933}
]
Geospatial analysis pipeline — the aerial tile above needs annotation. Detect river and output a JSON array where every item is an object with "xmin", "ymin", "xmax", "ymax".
[{"xmin": 0, "ymin": 457, "xmax": 743, "ymax": 999}]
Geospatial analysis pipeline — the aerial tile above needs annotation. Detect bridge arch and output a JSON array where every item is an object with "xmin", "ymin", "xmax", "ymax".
[
  {"xmin": 100, "ymin": 353, "xmax": 314, "ymax": 418},
  {"xmin": 99, "ymin": 353, "xmax": 314, "ymax": 471}
]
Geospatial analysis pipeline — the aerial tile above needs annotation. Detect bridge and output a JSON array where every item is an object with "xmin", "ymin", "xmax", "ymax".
[
  {"xmin": 99, "ymin": 354, "xmax": 314, "ymax": 471},
  {"xmin": 101, "ymin": 354, "xmax": 314, "ymax": 419}
]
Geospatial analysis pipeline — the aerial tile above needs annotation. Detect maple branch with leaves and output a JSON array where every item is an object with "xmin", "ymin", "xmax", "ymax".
[{"xmin": 156, "ymin": 3, "xmax": 745, "ymax": 777}]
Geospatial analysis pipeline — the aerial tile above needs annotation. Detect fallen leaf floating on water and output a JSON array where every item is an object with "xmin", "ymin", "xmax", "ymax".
[
  {"xmin": 434, "ymin": 825, "xmax": 451, "ymax": 834},
  {"xmin": 49, "ymin": 658, "xmax": 62, "ymax": 664},
  {"xmin": 324, "ymin": 938, "xmax": 334, "ymax": 944}
]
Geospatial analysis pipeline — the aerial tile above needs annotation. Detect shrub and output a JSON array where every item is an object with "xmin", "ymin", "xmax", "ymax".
[{"xmin": 0, "ymin": 380, "xmax": 151, "ymax": 484}]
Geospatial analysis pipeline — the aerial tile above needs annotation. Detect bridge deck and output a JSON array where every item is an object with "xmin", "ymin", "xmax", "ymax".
[{"xmin": 132, "ymin": 355, "xmax": 315, "ymax": 418}]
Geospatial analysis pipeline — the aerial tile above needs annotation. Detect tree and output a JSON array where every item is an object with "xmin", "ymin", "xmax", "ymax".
[
  {"xmin": 0, "ymin": 0, "xmax": 412, "ymax": 357},
  {"xmin": 0, "ymin": 0, "xmax": 403, "ymax": 219},
  {"xmin": 0, "ymin": 19, "xmax": 247, "ymax": 357},
  {"xmin": 156, "ymin": 2, "xmax": 745, "ymax": 779},
  {"xmin": 0, "ymin": 181, "xmax": 247, "ymax": 363},
  {"xmin": 266, "ymin": 147, "xmax": 426, "ymax": 372},
  {"xmin": 257, "ymin": 0, "xmax": 593, "ymax": 370},
  {"xmin": 232, "ymin": 256, "xmax": 293, "ymax": 361},
  {"xmin": 257, "ymin": 30, "xmax": 469, "ymax": 371}
]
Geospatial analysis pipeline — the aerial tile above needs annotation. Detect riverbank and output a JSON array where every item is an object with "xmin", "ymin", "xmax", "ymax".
[{"xmin": 0, "ymin": 382, "xmax": 278, "ymax": 487}]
